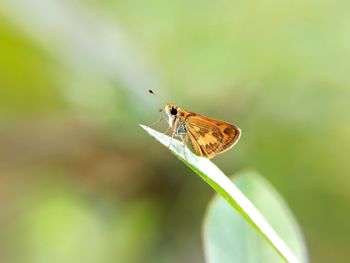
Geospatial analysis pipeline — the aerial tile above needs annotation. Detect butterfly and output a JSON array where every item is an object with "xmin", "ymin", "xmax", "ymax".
[{"xmin": 149, "ymin": 90, "xmax": 241, "ymax": 159}]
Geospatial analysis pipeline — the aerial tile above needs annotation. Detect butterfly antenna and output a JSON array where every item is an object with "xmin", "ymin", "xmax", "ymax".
[{"xmin": 149, "ymin": 90, "xmax": 168, "ymax": 104}]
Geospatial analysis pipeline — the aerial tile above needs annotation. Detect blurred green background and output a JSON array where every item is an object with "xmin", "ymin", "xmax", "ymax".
[{"xmin": 0, "ymin": 1, "xmax": 350, "ymax": 262}]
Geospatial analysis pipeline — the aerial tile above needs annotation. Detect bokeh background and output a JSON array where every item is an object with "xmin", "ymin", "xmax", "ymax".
[{"xmin": 1, "ymin": 1, "xmax": 350, "ymax": 262}]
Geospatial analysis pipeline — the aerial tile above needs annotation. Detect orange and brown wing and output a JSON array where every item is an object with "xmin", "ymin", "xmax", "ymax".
[{"xmin": 185, "ymin": 114, "xmax": 241, "ymax": 159}]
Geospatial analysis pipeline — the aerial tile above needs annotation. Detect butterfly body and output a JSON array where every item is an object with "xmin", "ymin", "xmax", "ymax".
[{"xmin": 164, "ymin": 103, "xmax": 241, "ymax": 159}]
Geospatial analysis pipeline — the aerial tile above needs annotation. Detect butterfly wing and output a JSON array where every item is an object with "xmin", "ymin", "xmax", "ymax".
[{"xmin": 185, "ymin": 114, "xmax": 241, "ymax": 159}]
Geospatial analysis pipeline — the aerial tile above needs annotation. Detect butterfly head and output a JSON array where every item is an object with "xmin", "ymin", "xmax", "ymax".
[
  {"xmin": 165, "ymin": 104, "xmax": 179, "ymax": 116},
  {"xmin": 165, "ymin": 103, "xmax": 180, "ymax": 127}
]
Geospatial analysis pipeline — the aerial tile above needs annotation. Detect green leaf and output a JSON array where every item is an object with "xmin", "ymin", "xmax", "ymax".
[
  {"xmin": 203, "ymin": 170, "xmax": 309, "ymax": 263},
  {"xmin": 140, "ymin": 125, "xmax": 303, "ymax": 263}
]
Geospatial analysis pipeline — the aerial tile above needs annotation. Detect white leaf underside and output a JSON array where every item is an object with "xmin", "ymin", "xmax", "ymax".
[{"xmin": 140, "ymin": 124, "xmax": 301, "ymax": 263}]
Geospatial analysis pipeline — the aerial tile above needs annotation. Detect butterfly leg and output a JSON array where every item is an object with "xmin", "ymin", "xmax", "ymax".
[
  {"xmin": 148, "ymin": 116, "xmax": 164, "ymax": 128},
  {"xmin": 181, "ymin": 136, "xmax": 189, "ymax": 161},
  {"xmin": 161, "ymin": 126, "xmax": 172, "ymax": 139},
  {"xmin": 167, "ymin": 128, "xmax": 176, "ymax": 148}
]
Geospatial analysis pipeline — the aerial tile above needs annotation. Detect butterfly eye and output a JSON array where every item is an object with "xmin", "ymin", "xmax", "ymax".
[{"xmin": 170, "ymin": 108, "xmax": 178, "ymax": 115}]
